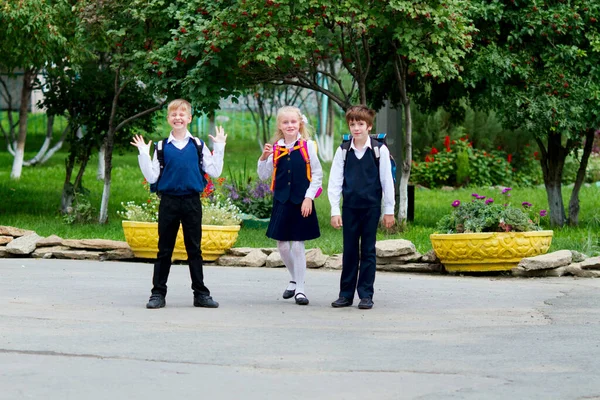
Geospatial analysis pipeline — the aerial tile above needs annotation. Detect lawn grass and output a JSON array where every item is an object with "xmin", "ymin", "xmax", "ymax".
[{"xmin": 1, "ymin": 112, "xmax": 599, "ymax": 256}]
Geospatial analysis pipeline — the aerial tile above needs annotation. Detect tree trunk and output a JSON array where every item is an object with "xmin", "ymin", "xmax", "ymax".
[
  {"xmin": 23, "ymin": 114, "xmax": 53, "ymax": 166},
  {"xmin": 61, "ymin": 152, "xmax": 76, "ymax": 213},
  {"xmin": 97, "ymin": 144, "xmax": 106, "ymax": 181},
  {"xmin": 39, "ymin": 121, "xmax": 70, "ymax": 164},
  {"xmin": 99, "ymin": 129, "xmax": 114, "ymax": 224},
  {"xmin": 10, "ymin": 68, "xmax": 34, "ymax": 180},
  {"xmin": 398, "ymin": 100, "xmax": 412, "ymax": 223},
  {"xmin": 537, "ymin": 133, "xmax": 567, "ymax": 226},
  {"xmin": 567, "ymin": 129, "xmax": 595, "ymax": 226}
]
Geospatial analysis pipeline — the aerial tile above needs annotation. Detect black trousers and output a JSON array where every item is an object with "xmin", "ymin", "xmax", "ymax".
[
  {"xmin": 151, "ymin": 194, "xmax": 210, "ymax": 297},
  {"xmin": 339, "ymin": 206, "xmax": 381, "ymax": 300}
]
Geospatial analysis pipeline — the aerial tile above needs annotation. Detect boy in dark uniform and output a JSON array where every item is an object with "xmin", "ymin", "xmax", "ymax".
[{"xmin": 328, "ymin": 105, "xmax": 395, "ymax": 309}]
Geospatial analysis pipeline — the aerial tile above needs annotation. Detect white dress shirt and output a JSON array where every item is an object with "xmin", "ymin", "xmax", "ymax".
[
  {"xmin": 328, "ymin": 137, "xmax": 395, "ymax": 216},
  {"xmin": 257, "ymin": 134, "xmax": 323, "ymax": 200},
  {"xmin": 137, "ymin": 130, "xmax": 226, "ymax": 183}
]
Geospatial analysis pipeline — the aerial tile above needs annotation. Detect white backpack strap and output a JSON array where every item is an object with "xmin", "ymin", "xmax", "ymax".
[{"xmin": 371, "ymin": 137, "xmax": 380, "ymax": 159}]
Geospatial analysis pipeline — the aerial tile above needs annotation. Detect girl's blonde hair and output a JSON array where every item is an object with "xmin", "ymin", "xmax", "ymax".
[
  {"xmin": 167, "ymin": 99, "xmax": 192, "ymax": 115},
  {"xmin": 272, "ymin": 106, "xmax": 313, "ymax": 143}
]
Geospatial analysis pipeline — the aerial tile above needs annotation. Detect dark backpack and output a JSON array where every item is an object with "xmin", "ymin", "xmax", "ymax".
[
  {"xmin": 150, "ymin": 137, "xmax": 207, "ymax": 193},
  {"xmin": 340, "ymin": 133, "xmax": 397, "ymax": 184}
]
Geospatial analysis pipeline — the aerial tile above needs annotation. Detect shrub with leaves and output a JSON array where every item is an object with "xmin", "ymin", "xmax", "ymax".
[
  {"xmin": 436, "ymin": 189, "xmax": 547, "ymax": 233},
  {"xmin": 119, "ymin": 178, "xmax": 241, "ymax": 226}
]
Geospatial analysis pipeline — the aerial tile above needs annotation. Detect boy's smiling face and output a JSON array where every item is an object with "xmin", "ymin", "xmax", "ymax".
[
  {"xmin": 167, "ymin": 107, "xmax": 192, "ymax": 132},
  {"xmin": 348, "ymin": 119, "xmax": 372, "ymax": 141}
]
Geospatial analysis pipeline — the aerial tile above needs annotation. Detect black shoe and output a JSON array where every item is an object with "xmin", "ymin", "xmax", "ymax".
[
  {"xmin": 146, "ymin": 294, "xmax": 166, "ymax": 309},
  {"xmin": 331, "ymin": 297, "xmax": 353, "ymax": 308},
  {"xmin": 358, "ymin": 298, "xmax": 374, "ymax": 309},
  {"xmin": 295, "ymin": 293, "xmax": 309, "ymax": 305},
  {"xmin": 193, "ymin": 294, "xmax": 219, "ymax": 308},
  {"xmin": 282, "ymin": 281, "xmax": 296, "ymax": 299}
]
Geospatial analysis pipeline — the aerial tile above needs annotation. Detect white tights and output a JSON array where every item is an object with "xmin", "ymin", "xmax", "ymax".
[{"xmin": 277, "ymin": 240, "xmax": 306, "ymax": 295}]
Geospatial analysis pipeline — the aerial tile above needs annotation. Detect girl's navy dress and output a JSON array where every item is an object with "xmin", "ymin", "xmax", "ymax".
[{"xmin": 266, "ymin": 141, "xmax": 320, "ymax": 241}]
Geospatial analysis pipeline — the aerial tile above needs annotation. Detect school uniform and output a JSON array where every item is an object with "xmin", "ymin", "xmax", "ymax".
[
  {"xmin": 257, "ymin": 135, "xmax": 322, "ymax": 241},
  {"xmin": 328, "ymin": 138, "xmax": 395, "ymax": 301},
  {"xmin": 137, "ymin": 131, "xmax": 225, "ymax": 298}
]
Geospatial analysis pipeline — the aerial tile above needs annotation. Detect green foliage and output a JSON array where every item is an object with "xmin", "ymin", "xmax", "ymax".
[
  {"xmin": 62, "ymin": 192, "xmax": 97, "ymax": 225},
  {"xmin": 455, "ymin": 149, "xmax": 469, "ymax": 185},
  {"xmin": 119, "ymin": 179, "xmax": 242, "ymax": 226},
  {"xmin": 436, "ymin": 191, "xmax": 545, "ymax": 234},
  {"xmin": 466, "ymin": 0, "xmax": 600, "ymax": 225},
  {"xmin": 223, "ymin": 161, "xmax": 273, "ymax": 219},
  {"xmin": 0, "ymin": 0, "xmax": 82, "ymax": 70},
  {"xmin": 411, "ymin": 137, "xmax": 519, "ymax": 188}
]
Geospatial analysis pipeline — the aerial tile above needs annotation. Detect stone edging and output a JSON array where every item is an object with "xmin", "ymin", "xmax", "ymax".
[{"xmin": 1, "ymin": 226, "xmax": 599, "ymax": 277}]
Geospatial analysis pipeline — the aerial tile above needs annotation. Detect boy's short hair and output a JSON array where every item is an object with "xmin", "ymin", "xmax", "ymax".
[
  {"xmin": 345, "ymin": 105, "xmax": 376, "ymax": 126},
  {"xmin": 167, "ymin": 99, "xmax": 192, "ymax": 115}
]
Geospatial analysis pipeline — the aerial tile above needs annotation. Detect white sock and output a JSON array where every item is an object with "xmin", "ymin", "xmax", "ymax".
[
  {"xmin": 277, "ymin": 241, "xmax": 296, "ymax": 290},
  {"xmin": 290, "ymin": 241, "xmax": 307, "ymax": 296}
]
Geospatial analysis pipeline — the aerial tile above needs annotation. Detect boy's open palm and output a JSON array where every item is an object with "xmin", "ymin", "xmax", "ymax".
[
  {"xmin": 209, "ymin": 126, "xmax": 227, "ymax": 143},
  {"xmin": 131, "ymin": 134, "xmax": 151, "ymax": 154}
]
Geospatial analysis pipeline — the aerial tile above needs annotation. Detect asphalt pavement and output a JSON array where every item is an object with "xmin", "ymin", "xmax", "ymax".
[{"xmin": 1, "ymin": 258, "xmax": 600, "ymax": 400}]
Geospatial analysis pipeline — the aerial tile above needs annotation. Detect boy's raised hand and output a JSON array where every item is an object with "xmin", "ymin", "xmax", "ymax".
[
  {"xmin": 259, "ymin": 143, "xmax": 273, "ymax": 161},
  {"xmin": 131, "ymin": 134, "xmax": 151, "ymax": 154},
  {"xmin": 209, "ymin": 125, "xmax": 227, "ymax": 143}
]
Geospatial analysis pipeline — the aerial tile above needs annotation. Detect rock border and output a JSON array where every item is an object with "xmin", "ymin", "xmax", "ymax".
[{"xmin": 0, "ymin": 226, "xmax": 598, "ymax": 277}]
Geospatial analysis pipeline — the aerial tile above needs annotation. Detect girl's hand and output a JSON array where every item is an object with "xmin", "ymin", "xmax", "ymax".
[
  {"xmin": 131, "ymin": 134, "xmax": 151, "ymax": 154},
  {"xmin": 209, "ymin": 125, "xmax": 227, "ymax": 143},
  {"xmin": 301, "ymin": 197, "xmax": 313, "ymax": 217},
  {"xmin": 260, "ymin": 143, "xmax": 273, "ymax": 161}
]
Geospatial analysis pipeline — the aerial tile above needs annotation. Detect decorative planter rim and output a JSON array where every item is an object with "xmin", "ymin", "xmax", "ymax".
[
  {"xmin": 122, "ymin": 220, "xmax": 241, "ymax": 231},
  {"xmin": 430, "ymin": 230, "xmax": 553, "ymax": 240},
  {"xmin": 430, "ymin": 230, "xmax": 554, "ymax": 272},
  {"xmin": 121, "ymin": 220, "xmax": 240, "ymax": 261}
]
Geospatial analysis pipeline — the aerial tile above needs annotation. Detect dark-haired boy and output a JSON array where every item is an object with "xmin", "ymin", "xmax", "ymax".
[{"xmin": 328, "ymin": 105, "xmax": 395, "ymax": 310}]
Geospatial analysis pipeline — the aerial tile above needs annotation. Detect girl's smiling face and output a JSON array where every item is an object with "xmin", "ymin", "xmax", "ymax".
[{"xmin": 278, "ymin": 111, "xmax": 301, "ymax": 140}]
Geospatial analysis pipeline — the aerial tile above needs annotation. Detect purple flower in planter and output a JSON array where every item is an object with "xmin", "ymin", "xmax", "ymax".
[
  {"xmin": 485, "ymin": 198, "xmax": 494, "ymax": 205},
  {"xmin": 502, "ymin": 187, "xmax": 512, "ymax": 194},
  {"xmin": 242, "ymin": 197, "xmax": 252, "ymax": 204},
  {"xmin": 471, "ymin": 193, "xmax": 479, "ymax": 198},
  {"xmin": 540, "ymin": 209, "xmax": 547, "ymax": 217},
  {"xmin": 477, "ymin": 195, "xmax": 486, "ymax": 200},
  {"xmin": 452, "ymin": 200, "xmax": 461, "ymax": 207},
  {"xmin": 522, "ymin": 201, "xmax": 533, "ymax": 208}
]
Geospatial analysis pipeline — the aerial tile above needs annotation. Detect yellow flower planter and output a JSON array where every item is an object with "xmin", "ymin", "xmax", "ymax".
[
  {"xmin": 122, "ymin": 221, "xmax": 241, "ymax": 261},
  {"xmin": 430, "ymin": 230, "xmax": 553, "ymax": 272}
]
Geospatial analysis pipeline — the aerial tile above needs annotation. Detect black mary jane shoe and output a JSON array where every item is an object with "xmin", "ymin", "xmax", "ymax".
[
  {"xmin": 295, "ymin": 293, "xmax": 309, "ymax": 306},
  {"xmin": 282, "ymin": 281, "xmax": 296, "ymax": 299}
]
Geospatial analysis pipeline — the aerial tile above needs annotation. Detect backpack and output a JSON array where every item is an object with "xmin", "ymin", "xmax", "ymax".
[
  {"xmin": 270, "ymin": 139, "xmax": 323, "ymax": 198},
  {"xmin": 340, "ymin": 133, "xmax": 397, "ymax": 184},
  {"xmin": 150, "ymin": 136, "xmax": 207, "ymax": 193}
]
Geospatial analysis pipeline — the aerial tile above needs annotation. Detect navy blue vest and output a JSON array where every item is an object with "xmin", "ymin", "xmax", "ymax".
[
  {"xmin": 157, "ymin": 141, "xmax": 205, "ymax": 196},
  {"xmin": 273, "ymin": 143, "xmax": 310, "ymax": 205},
  {"xmin": 342, "ymin": 148, "xmax": 382, "ymax": 208}
]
